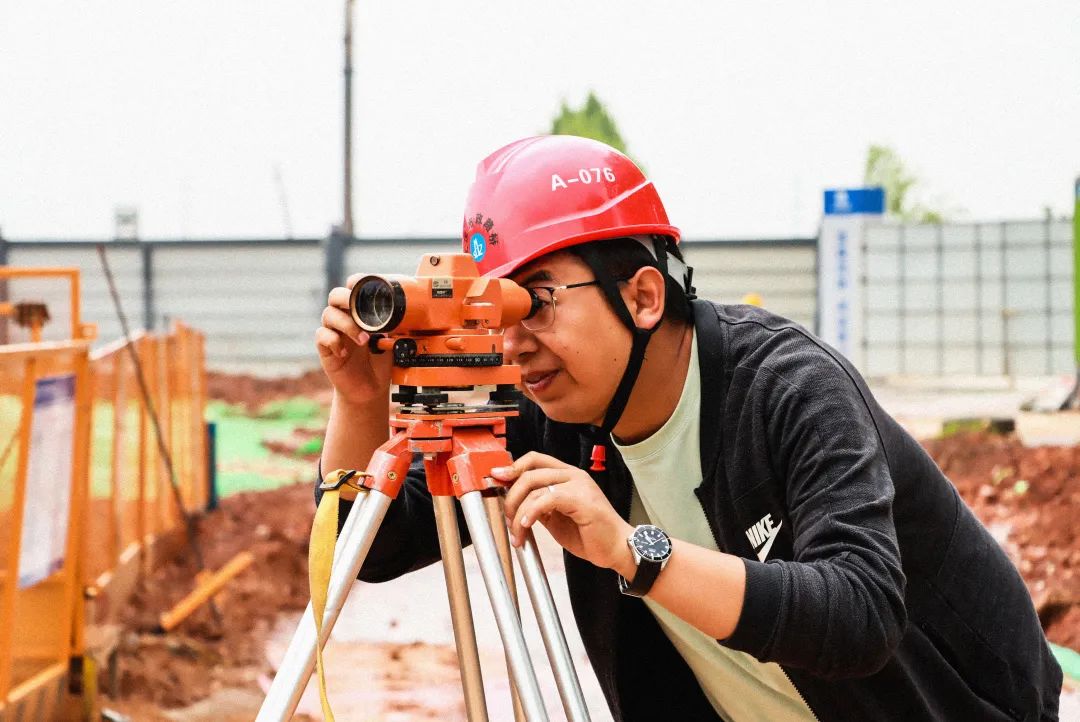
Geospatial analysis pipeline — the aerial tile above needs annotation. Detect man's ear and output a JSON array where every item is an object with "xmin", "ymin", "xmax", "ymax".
[{"xmin": 623, "ymin": 266, "xmax": 666, "ymax": 329}]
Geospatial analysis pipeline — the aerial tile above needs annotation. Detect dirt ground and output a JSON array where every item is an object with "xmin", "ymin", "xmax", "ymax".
[
  {"xmin": 100, "ymin": 371, "xmax": 1080, "ymax": 718},
  {"xmin": 206, "ymin": 368, "xmax": 333, "ymax": 412},
  {"xmin": 102, "ymin": 481, "xmax": 316, "ymax": 719}
]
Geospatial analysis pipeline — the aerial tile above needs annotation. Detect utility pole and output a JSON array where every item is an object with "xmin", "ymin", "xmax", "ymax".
[
  {"xmin": 1071, "ymin": 176, "xmax": 1080, "ymax": 407},
  {"xmin": 342, "ymin": 0, "xmax": 355, "ymax": 238},
  {"xmin": 273, "ymin": 164, "xmax": 294, "ymax": 240}
]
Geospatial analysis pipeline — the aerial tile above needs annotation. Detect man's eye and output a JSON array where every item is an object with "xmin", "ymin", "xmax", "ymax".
[{"xmin": 529, "ymin": 290, "xmax": 552, "ymax": 304}]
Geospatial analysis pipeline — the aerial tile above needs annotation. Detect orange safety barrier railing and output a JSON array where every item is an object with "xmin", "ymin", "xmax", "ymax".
[
  {"xmin": 82, "ymin": 322, "xmax": 209, "ymax": 624},
  {"xmin": 0, "ymin": 268, "xmax": 95, "ymax": 720},
  {"xmin": 0, "ymin": 267, "xmax": 209, "ymax": 721},
  {"xmin": 0, "ymin": 267, "xmax": 96, "ymax": 344}
]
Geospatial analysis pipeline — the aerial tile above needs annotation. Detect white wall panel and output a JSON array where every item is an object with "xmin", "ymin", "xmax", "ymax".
[
  {"xmin": 6, "ymin": 219, "xmax": 1070, "ymax": 379},
  {"xmin": 861, "ymin": 219, "xmax": 1073, "ymax": 378}
]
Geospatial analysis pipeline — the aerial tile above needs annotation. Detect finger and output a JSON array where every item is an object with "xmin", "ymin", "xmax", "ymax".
[
  {"xmin": 502, "ymin": 467, "xmax": 571, "ymax": 522},
  {"xmin": 491, "ymin": 450, "xmax": 569, "ymax": 482},
  {"xmin": 512, "ymin": 484, "xmax": 571, "ymax": 545},
  {"xmin": 345, "ymin": 272, "xmax": 369, "ymax": 290},
  {"xmin": 502, "ymin": 467, "xmax": 567, "ymax": 519},
  {"xmin": 314, "ymin": 326, "xmax": 346, "ymax": 358},
  {"xmin": 328, "ymin": 286, "xmax": 352, "ymax": 309},
  {"xmin": 489, "ymin": 464, "xmax": 522, "ymax": 484},
  {"xmin": 321, "ymin": 305, "xmax": 367, "ymax": 346},
  {"xmin": 514, "ymin": 451, "xmax": 572, "ymax": 473}
]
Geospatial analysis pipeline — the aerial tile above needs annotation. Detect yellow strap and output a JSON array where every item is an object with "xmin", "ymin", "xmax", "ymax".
[{"xmin": 310, "ymin": 468, "xmax": 364, "ymax": 722}]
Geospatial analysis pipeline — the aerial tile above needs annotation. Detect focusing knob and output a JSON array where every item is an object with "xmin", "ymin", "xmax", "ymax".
[{"xmin": 392, "ymin": 338, "xmax": 418, "ymax": 365}]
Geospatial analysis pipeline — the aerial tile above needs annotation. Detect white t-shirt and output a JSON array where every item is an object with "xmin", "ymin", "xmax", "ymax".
[{"xmin": 614, "ymin": 330, "xmax": 815, "ymax": 722}]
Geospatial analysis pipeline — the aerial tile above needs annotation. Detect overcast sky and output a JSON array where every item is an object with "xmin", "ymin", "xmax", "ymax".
[{"xmin": 2, "ymin": 1, "xmax": 1078, "ymax": 241}]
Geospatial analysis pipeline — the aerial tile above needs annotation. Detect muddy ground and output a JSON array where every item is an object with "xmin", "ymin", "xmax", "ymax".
[
  {"xmin": 102, "ymin": 371, "xmax": 1080, "ymax": 718},
  {"xmin": 103, "ymin": 481, "xmax": 315, "ymax": 720}
]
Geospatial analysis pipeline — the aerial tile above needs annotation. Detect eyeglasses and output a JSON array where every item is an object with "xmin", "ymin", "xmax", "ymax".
[{"xmin": 521, "ymin": 280, "xmax": 605, "ymax": 332}]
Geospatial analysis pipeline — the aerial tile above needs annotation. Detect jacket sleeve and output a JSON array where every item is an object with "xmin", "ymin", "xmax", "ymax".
[
  {"xmin": 723, "ymin": 351, "xmax": 907, "ymax": 680},
  {"xmin": 312, "ymin": 402, "xmax": 543, "ymax": 583}
]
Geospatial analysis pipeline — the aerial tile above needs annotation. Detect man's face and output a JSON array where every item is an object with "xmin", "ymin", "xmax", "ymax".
[{"xmin": 503, "ymin": 251, "xmax": 631, "ymax": 426}]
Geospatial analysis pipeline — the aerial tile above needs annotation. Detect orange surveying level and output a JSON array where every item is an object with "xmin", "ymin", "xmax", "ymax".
[
  {"xmin": 258, "ymin": 255, "xmax": 590, "ymax": 722},
  {"xmin": 349, "ymin": 252, "xmax": 540, "ymax": 402}
]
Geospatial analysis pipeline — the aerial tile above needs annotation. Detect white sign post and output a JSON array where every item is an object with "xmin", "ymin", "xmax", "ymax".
[
  {"xmin": 18, "ymin": 374, "xmax": 76, "ymax": 588},
  {"xmin": 818, "ymin": 188, "xmax": 885, "ymax": 370}
]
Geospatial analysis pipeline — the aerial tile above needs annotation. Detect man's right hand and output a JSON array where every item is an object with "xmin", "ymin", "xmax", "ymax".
[{"xmin": 315, "ymin": 273, "xmax": 394, "ymax": 405}]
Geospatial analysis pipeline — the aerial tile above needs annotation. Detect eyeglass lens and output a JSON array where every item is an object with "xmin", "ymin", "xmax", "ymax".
[{"xmin": 522, "ymin": 287, "xmax": 555, "ymax": 331}]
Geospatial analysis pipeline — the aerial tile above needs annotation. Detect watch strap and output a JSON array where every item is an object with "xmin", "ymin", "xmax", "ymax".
[{"xmin": 618, "ymin": 558, "xmax": 662, "ymax": 598}]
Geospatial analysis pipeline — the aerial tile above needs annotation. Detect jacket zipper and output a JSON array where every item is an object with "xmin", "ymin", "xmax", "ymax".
[
  {"xmin": 693, "ymin": 488, "xmax": 821, "ymax": 722},
  {"xmin": 779, "ymin": 669, "xmax": 819, "ymax": 721}
]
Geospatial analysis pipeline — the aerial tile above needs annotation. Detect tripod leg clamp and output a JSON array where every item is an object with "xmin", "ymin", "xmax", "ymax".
[{"xmin": 319, "ymin": 468, "xmax": 368, "ymax": 502}]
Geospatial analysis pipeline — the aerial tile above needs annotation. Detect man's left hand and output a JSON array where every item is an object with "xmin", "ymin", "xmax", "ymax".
[{"xmin": 493, "ymin": 451, "xmax": 633, "ymax": 572}]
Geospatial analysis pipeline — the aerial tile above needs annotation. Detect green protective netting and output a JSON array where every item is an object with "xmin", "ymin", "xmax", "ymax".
[
  {"xmin": 84, "ymin": 396, "xmax": 327, "ymax": 501},
  {"xmin": 206, "ymin": 399, "xmax": 326, "ymax": 497},
  {"xmin": 90, "ymin": 401, "xmax": 114, "ymax": 498},
  {"xmin": 121, "ymin": 401, "xmax": 142, "ymax": 501},
  {"xmin": 1052, "ymin": 643, "xmax": 1080, "ymax": 683}
]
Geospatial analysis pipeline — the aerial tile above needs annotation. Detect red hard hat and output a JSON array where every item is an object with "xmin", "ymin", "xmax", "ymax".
[{"xmin": 462, "ymin": 135, "xmax": 680, "ymax": 278}]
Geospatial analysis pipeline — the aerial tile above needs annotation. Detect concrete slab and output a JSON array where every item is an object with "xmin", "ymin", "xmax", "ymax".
[
  {"xmin": 868, "ymin": 376, "xmax": 1080, "ymax": 446},
  {"xmin": 1016, "ymin": 411, "xmax": 1080, "ymax": 447}
]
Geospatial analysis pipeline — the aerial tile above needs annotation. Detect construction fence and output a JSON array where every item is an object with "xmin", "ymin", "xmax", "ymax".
[
  {"xmin": 0, "ymin": 267, "xmax": 208, "ymax": 721},
  {"xmin": 862, "ymin": 219, "xmax": 1074, "ymax": 377},
  {"xmin": 1, "ymin": 219, "xmax": 1074, "ymax": 379},
  {"xmin": 0, "ymin": 235, "xmax": 818, "ymax": 374}
]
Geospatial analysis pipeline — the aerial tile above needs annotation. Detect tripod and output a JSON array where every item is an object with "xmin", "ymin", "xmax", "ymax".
[{"xmin": 256, "ymin": 392, "xmax": 591, "ymax": 722}]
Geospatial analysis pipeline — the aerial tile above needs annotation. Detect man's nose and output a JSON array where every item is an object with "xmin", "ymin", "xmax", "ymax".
[{"xmin": 503, "ymin": 322, "xmax": 537, "ymax": 363}]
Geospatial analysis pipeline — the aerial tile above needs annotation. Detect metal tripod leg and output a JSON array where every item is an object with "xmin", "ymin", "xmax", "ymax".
[
  {"xmin": 515, "ymin": 528, "xmax": 591, "ymax": 722},
  {"xmin": 484, "ymin": 495, "xmax": 528, "ymax": 722},
  {"xmin": 460, "ymin": 491, "xmax": 550, "ymax": 722},
  {"xmin": 255, "ymin": 489, "xmax": 393, "ymax": 722},
  {"xmin": 433, "ymin": 494, "xmax": 489, "ymax": 722}
]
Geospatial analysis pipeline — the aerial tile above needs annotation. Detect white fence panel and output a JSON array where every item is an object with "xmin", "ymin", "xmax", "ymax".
[
  {"xmin": 153, "ymin": 242, "xmax": 324, "ymax": 368},
  {"xmin": 861, "ymin": 219, "xmax": 1073, "ymax": 379},
  {"xmin": 7, "ymin": 220, "xmax": 1067, "ymax": 380}
]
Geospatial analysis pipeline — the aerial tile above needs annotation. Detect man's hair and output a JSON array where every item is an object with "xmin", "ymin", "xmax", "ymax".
[{"xmin": 568, "ymin": 236, "xmax": 692, "ymax": 325}]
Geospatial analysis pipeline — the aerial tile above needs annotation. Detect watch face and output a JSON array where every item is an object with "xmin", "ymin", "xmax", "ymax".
[{"xmin": 632, "ymin": 525, "xmax": 671, "ymax": 562}]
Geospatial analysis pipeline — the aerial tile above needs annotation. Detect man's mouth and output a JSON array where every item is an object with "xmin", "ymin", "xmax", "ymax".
[{"xmin": 522, "ymin": 369, "xmax": 559, "ymax": 394}]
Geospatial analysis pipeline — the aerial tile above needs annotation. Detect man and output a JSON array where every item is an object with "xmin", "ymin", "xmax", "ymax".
[{"xmin": 315, "ymin": 135, "xmax": 1061, "ymax": 720}]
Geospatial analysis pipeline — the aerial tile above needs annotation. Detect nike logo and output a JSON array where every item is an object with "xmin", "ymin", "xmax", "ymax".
[{"xmin": 745, "ymin": 514, "xmax": 784, "ymax": 562}]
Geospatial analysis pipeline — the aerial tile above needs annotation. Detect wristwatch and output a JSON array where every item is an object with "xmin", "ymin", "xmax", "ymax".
[{"xmin": 618, "ymin": 524, "xmax": 672, "ymax": 597}]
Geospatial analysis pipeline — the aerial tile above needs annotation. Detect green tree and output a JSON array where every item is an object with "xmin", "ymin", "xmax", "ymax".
[
  {"xmin": 863, "ymin": 144, "xmax": 945, "ymax": 223},
  {"xmin": 550, "ymin": 91, "xmax": 640, "ymax": 168}
]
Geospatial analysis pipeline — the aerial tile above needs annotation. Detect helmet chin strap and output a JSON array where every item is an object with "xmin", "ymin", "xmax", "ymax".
[{"xmin": 573, "ymin": 239, "xmax": 667, "ymax": 472}]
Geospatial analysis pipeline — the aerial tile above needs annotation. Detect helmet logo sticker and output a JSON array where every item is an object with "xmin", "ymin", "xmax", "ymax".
[
  {"xmin": 469, "ymin": 232, "xmax": 486, "ymax": 262},
  {"xmin": 463, "ymin": 213, "xmax": 499, "ymax": 263}
]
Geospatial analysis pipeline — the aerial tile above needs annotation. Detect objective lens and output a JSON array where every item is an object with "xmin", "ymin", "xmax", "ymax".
[{"xmin": 351, "ymin": 277, "xmax": 405, "ymax": 332}]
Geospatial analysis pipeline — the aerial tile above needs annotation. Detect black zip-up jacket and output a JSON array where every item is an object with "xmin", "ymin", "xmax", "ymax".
[{"xmin": 320, "ymin": 299, "xmax": 1062, "ymax": 721}]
